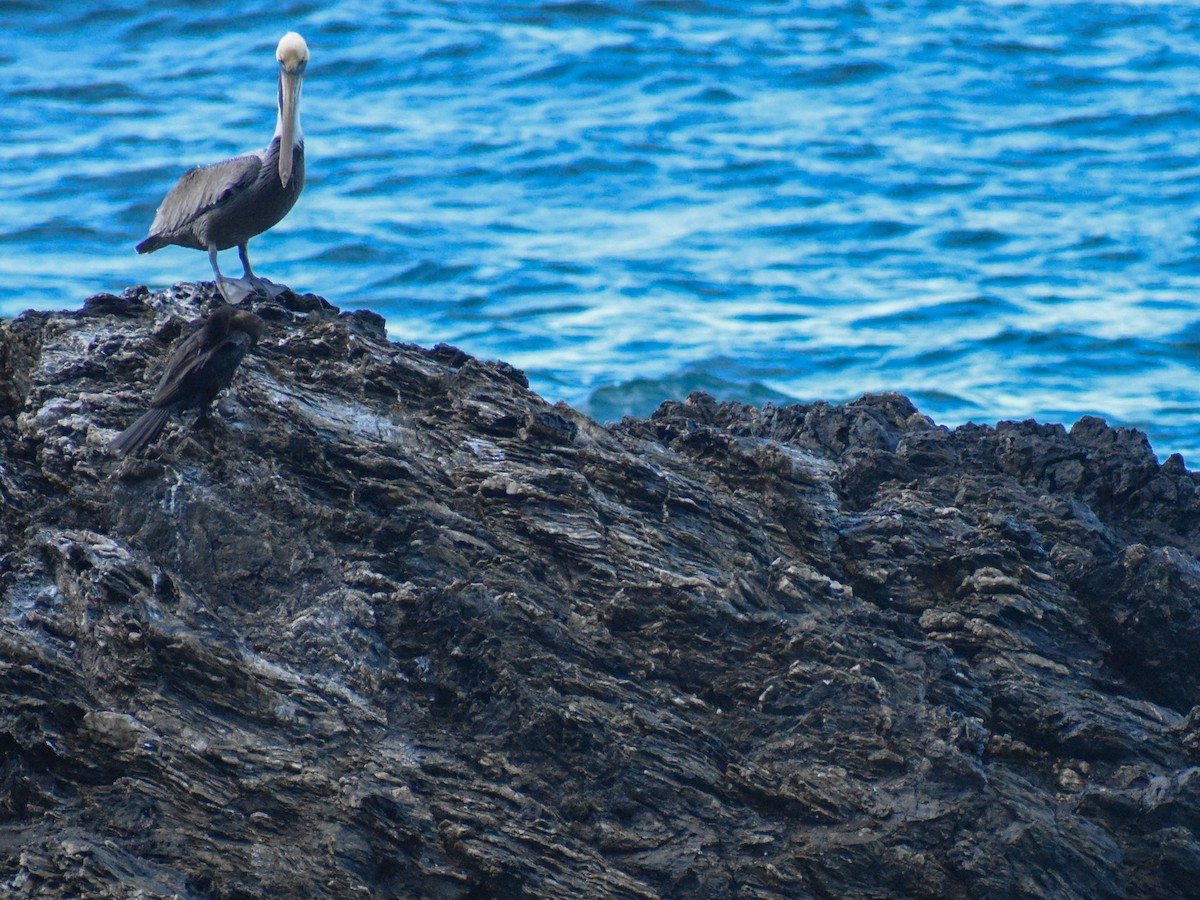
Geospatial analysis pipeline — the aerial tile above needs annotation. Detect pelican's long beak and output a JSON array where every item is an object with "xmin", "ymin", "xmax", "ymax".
[
  {"xmin": 274, "ymin": 32, "xmax": 309, "ymax": 188},
  {"xmin": 278, "ymin": 67, "xmax": 303, "ymax": 187}
]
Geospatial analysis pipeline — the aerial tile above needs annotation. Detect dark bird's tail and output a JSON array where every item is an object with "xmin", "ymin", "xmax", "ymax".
[{"xmin": 110, "ymin": 408, "xmax": 172, "ymax": 456}]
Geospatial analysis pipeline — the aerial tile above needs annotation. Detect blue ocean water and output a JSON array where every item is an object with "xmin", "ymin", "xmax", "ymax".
[{"xmin": 4, "ymin": 2, "xmax": 1200, "ymax": 461}]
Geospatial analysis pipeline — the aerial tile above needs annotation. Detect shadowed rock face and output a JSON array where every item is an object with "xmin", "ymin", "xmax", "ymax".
[{"xmin": 2, "ymin": 283, "xmax": 1200, "ymax": 898}]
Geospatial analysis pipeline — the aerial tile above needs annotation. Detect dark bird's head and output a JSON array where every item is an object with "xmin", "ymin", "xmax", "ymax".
[
  {"xmin": 275, "ymin": 32, "xmax": 309, "ymax": 188},
  {"xmin": 230, "ymin": 308, "xmax": 266, "ymax": 345},
  {"xmin": 201, "ymin": 304, "xmax": 238, "ymax": 345},
  {"xmin": 202, "ymin": 305, "xmax": 266, "ymax": 348}
]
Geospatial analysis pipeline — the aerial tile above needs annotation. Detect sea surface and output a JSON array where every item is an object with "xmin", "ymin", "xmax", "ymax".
[{"xmin": 4, "ymin": 1, "xmax": 1200, "ymax": 461}]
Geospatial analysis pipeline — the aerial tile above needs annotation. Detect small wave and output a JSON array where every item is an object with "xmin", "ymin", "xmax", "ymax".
[
  {"xmin": 1068, "ymin": 235, "xmax": 1119, "ymax": 251},
  {"xmin": 854, "ymin": 295, "xmax": 1018, "ymax": 330},
  {"xmin": 500, "ymin": 60, "xmax": 581, "ymax": 87},
  {"xmin": 651, "ymin": 276, "xmax": 729, "ymax": 298},
  {"xmin": 307, "ymin": 243, "xmax": 396, "ymax": 266},
  {"xmin": 793, "ymin": 60, "xmax": 893, "ymax": 87},
  {"xmin": 645, "ymin": 0, "xmax": 731, "ymax": 13},
  {"xmin": 1164, "ymin": 322, "xmax": 1200, "ymax": 352},
  {"xmin": 370, "ymin": 261, "xmax": 477, "ymax": 288},
  {"xmin": 1079, "ymin": 249, "xmax": 1144, "ymax": 267},
  {"xmin": 757, "ymin": 219, "xmax": 917, "ymax": 242},
  {"xmin": 936, "ymin": 229, "xmax": 1011, "ymax": 249},
  {"xmin": 493, "ymin": 278, "xmax": 578, "ymax": 300},
  {"xmin": 527, "ymin": 1, "xmax": 629, "ymax": 21},
  {"xmin": 57, "ymin": 6, "xmax": 134, "ymax": 26},
  {"xmin": 1026, "ymin": 71, "xmax": 1112, "ymax": 92},
  {"xmin": 1163, "ymin": 255, "xmax": 1200, "ymax": 274},
  {"xmin": 980, "ymin": 330, "xmax": 1150, "ymax": 375},
  {"xmin": 818, "ymin": 142, "xmax": 884, "ymax": 162},
  {"xmin": 688, "ymin": 87, "xmax": 741, "ymax": 104},
  {"xmin": 886, "ymin": 180, "xmax": 978, "ymax": 199},
  {"xmin": 907, "ymin": 389, "xmax": 979, "ymax": 411},
  {"xmin": 418, "ymin": 42, "xmax": 490, "ymax": 63},
  {"xmin": 979, "ymin": 41, "xmax": 1062, "ymax": 57},
  {"xmin": 583, "ymin": 371, "xmax": 795, "ymax": 422},
  {"xmin": 510, "ymin": 156, "xmax": 655, "ymax": 181},
  {"xmin": 321, "ymin": 57, "xmax": 387, "ymax": 80},
  {"xmin": 9, "ymin": 82, "xmax": 142, "ymax": 102},
  {"xmin": 0, "ymin": 223, "xmax": 104, "ymax": 243},
  {"xmin": 692, "ymin": 158, "xmax": 792, "ymax": 189},
  {"xmin": 1035, "ymin": 108, "xmax": 1194, "ymax": 136}
]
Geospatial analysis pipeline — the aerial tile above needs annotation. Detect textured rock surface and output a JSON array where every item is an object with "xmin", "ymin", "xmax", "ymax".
[{"xmin": 2, "ymin": 283, "xmax": 1199, "ymax": 898}]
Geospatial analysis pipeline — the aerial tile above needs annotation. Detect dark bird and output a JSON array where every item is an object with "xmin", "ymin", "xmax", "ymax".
[
  {"xmin": 136, "ymin": 32, "xmax": 309, "ymax": 303},
  {"xmin": 110, "ymin": 305, "xmax": 265, "ymax": 456}
]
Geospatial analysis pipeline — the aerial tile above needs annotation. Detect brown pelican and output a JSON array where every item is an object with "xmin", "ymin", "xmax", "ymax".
[
  {"xmin": 136, "ymin": 32, "xmax": 309, "ymax": 303},
  {"xmin": 110, "ymin": 305, "xmax": 266, "ymax": 456}
]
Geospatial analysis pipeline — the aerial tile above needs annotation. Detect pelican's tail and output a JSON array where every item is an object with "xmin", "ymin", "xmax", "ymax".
[
  {"xmin": 136, "ymin": 235, "xmax": 167, "ymax": 254},
  {"xmin": 110, "ymin": 408, "xmax": 171, "ymax": 456}
]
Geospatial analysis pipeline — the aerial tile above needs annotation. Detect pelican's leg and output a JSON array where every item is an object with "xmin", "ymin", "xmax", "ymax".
[
  {"xmin": 238, "ymin": 243, "xmax": 288, "ymax": 299},
  {"xmin": 237, "ymin": 243, "xmax": 259, "ymax": 282}
]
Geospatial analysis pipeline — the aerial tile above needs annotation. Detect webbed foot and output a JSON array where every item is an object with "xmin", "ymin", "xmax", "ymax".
[
  {"xmin": 216, "ymin": 277, "xmax": 258, "ymax": 305},
  {"xmin": 247, "ymin": 275, "xmax": 291, "ymax": 300}
]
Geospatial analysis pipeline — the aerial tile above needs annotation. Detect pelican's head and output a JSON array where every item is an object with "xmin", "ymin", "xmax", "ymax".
[
  {"xmin": 277, "ymin": 31, "xmax": 309, "ymax": 73},
  {"xmin": 275, "ymin": 32, "xmax": 308, "ymax": 187}
]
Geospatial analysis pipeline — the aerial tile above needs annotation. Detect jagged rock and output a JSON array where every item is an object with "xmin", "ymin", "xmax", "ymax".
[{"xmin": 1, "ymin": 283, "xmax": 1199, "ymax": 898}]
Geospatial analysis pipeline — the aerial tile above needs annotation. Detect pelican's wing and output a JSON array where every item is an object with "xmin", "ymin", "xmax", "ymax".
[{"xmin": 147, "ymin": 152, "xmax": 263, "ymax": 239}]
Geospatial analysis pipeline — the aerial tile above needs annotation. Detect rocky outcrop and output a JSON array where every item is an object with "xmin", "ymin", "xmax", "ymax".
[{"xmin": 1, "ymin": 283, "xmax": 1198, "ymax": 898}]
